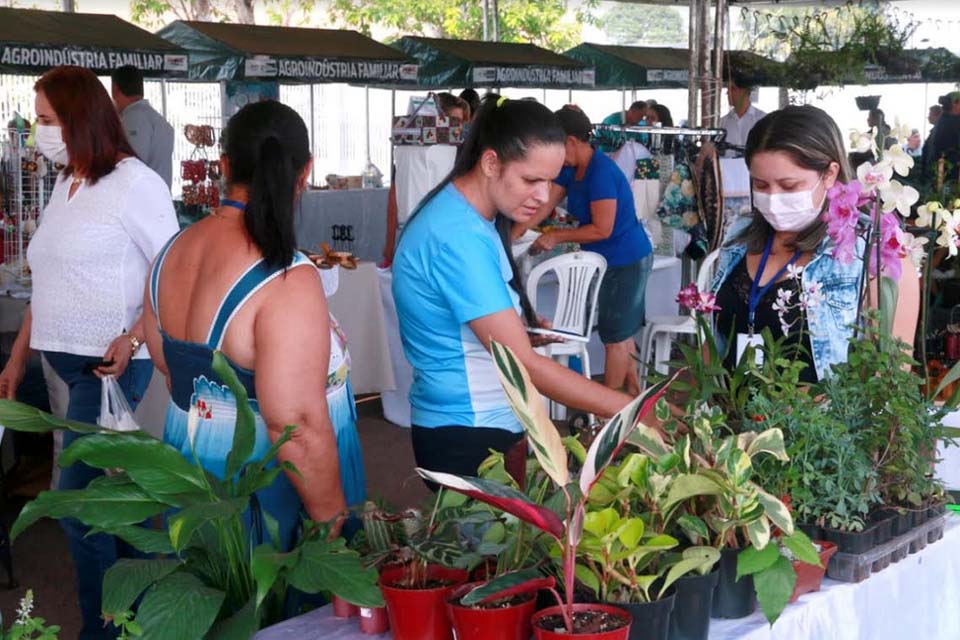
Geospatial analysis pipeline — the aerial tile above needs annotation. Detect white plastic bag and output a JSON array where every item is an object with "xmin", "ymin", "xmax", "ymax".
[{"xmin": 98, "ymin": 375, "xmax": 140, "ymax": 432}]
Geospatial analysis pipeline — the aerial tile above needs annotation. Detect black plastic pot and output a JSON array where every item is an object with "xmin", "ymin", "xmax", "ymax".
[
  {"xmin": 855, "ymin": 95, "xmax": 881, "ymax": 111},
  {"xmin": 911, "ymin": 507, "xmax": 929, "ymax": 528},
  {"xmin": 796, "ymin": 522, "xmax": 822, "ymax": 542},
  {"xmin": 822, "ymin": 526, "xmax": 875, "ymax": 554},
  {"xmin": 878, "ymin": 507, "xmax": 909, "ymax": 538},
  {"xmin": 867, "ymin": 511, "xmax": 895, "ymax": 546},
  {"xmin": 668, "ymin": 568, "xmax": 719, "ymax": 640},
  {"xmin": 619, "ymin": 591, "xmax": 676, "ymax": 640},
  {"xmin": 711, "ymin": 548, "xmax": 755, "ymax": 620}
]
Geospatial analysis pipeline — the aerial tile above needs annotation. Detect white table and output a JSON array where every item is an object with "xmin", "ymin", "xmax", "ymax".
[
  {"xmin": 296, "ymin": 188, "xmax": 390, "ymax": 263},
  {"xmin": 256, "ymin": 516, "xmax": 960, "ymax": 640}
]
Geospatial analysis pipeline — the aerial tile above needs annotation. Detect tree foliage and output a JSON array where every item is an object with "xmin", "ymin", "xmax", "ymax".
[
  {"xmin": 128, "ymin": 0, "xmax": 279, "ymax": 28},
  {"xmin": 600, "ymin": 4, "xmax": 685, "ymax": 47},
  {"xmin": 328, "ymin": 0, "xmax": 598, "ymax": 52}
]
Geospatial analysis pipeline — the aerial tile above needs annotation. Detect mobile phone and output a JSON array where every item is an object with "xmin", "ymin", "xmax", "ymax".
[
  {"xmin": 83, "ymin": 359, "xmax": 115, "ymax": 374},
  {"xmin": 526, "ymin": 327, "xmax": 591, "ymax": 343}
]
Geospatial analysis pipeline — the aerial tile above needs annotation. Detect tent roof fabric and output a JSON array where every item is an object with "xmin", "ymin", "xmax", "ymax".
[
  {"xmin": 0, "ymin": 7, "xmax": 181, "ymax": 51},
  {"xmin": 174, "ymin": 21, "xmax": 408, "ymax": 61},
  {"xmin": 575, "ymin": 44, "xmax": 690, "ymax": 71},
  {"xmin": 400, "ymin": 36, "xmax": 587, "ymax": 68}
]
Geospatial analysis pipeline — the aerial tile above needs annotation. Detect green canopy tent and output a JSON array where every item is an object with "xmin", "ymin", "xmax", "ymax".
[
  {"xmin": 564, "ymin": 43, "xmax": 782, "ymax": 90},
  {"xmin": 393, "ymin": 36, "xmax": 595, "ymax": 89},
  {"xmin": 156, "ymin": 21, "xmax": 419, "ymax": 86},
  {"xmin": 0, "ymin": 7, "xmax": 187, "ymax": 77}
]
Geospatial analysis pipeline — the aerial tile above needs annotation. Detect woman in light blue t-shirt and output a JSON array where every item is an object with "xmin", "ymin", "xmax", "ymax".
[{"xmin": 393, "ymin": 96, "xmax": 632, "ymax": 485}]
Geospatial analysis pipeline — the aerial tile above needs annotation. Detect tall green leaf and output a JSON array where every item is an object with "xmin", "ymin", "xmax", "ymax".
[
  {"xmin": 207, "ymin": 597, "xmax": 259, "ymax": 640},
  {"xmin": 754, "ymin": 555, "xmax": 796, "ymax": 624},
  {"xmin": 168, "ymin": 497, "xmax": 249, "ymax": 552},
  {"xmin": 285, "ymin": 537, "xmax": 383, "ymax": 607},
  {"xmin": 11, "ymin": 482, "xmax": 167, "ymax": 539},
  {"xmin": 213, "ymin": 351, "xmax": 257, "ymax": 481},
  {"xmin": 580, "ymin": 372, "xmax": 679, "ymax": 496},
  {"xmin": 660, "ymin": 546, "xmax": 719, "ymax": 597},
  {"xmin": 102, "ymin": 559, "xmax": 181, "ymax": 616},
  {"xmin": 491, "ymin": 341, "xmax": 568, "ymax": 487},
  {"xmin": 251, "ymin": 545, "xmax": 297, "ymax": 609},
  {"xmin": 136, "ymin": 572, "xmax": 225, "ymax": 640},
  {"xmin": 91, "ymin": 524, "xmax": 175, "ymax": 555},
  {"xmin": 879, "ymin": 276, "xmax": 899, "ymax": 338},
  {"xmin": 0, "ymin": 399, "xmax": 102, "ymax": 434},
  {"xmin": 58, "ymin": 433, "xmax": 209, "ymax": 505}
]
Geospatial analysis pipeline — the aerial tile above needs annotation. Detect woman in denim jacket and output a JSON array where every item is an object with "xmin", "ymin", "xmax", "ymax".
[{"xmin": 711, "ymin": 106, "xmax": 919, "ymax": 381}]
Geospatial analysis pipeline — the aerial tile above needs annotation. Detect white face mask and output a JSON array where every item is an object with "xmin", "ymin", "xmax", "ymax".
[
  {"xmin": 34, "ymin": 124, "xmax": 69, "ymax": 166},
  {"xmin": 753, "ymin": 179, "xmax": 825, "ymax": 232}
]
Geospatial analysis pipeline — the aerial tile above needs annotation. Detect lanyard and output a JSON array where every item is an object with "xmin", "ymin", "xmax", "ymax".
[
  {"xmin": 221, "ymin": 199, "xmax": 246, "ymax": 211},
  {"xmin": 748, "ymin": 235, "xmax": 801, "ymax": 332}
]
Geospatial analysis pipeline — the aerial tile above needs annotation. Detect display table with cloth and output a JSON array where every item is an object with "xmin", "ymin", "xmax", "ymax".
[
  {"xmin": 256, "ymin": 516, "xmax": 960, "ymax": 640},
  {"xmin": 295, "ymin": 188, "xmax": 389, "ymax": 262}
]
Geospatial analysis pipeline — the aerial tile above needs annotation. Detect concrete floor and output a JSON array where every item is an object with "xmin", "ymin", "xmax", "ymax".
[{"xmin": 0, "ymin": 397, "xmax": 432, "ymax": 638}]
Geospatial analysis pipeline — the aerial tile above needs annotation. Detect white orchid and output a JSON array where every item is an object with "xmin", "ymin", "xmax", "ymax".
[
  {"xmin": 857, "ymin": 160, "xmax": 893, "ymax": 192},
  {"xmin": 786, "ymin": 263, "xmax": 804, "ymax": 280},
  {"xmin": 890, "ymin": 117, "xmax": 912, "ymax": 144},
  {"xmin": 916, "ymin": 201, "xmax": 943, "ymax": 228},
  {"xmin": 936, "ymin": 211, "xmax": 959, "ymax": 257},
  {"xmin": 801, "ymin": 281, "xmax": 826, "ymax": 311},
  {"xmin": 883, "ymin": 143, "xmax": 915, "ymax": 177},
  {"xmin": 850, "ymin": 129, "xmax": 875, "ymax": 154},
  {"xmin": 900, "ymin": 230, "xmax": 929, "ymax": 276},
  {"xmin": 879, "ymin": 181, "xmax": 920, "ymax": 216}
]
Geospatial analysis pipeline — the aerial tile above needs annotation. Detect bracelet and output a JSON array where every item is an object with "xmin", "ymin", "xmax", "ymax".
[{"xmin": 128, "ymin": 334, "xmax": 142, "ymax": 355}]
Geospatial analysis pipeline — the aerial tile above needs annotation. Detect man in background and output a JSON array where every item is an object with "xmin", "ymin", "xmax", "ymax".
[
  {"xmin": 719, "ymin": 73, "xmax": 765, "ymax": 155},
  {"xmin": 110, "ymin": 65, "xmax": 174, "ymax": 189},
  {"xmin": 603, "ymin": 100, "xmax": 648, "ymax": 128},
  {"xmin": 929, "ymin": 92, "xmax": 960, "ymax": 178}
]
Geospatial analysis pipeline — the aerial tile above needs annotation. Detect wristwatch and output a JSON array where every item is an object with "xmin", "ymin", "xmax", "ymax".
[{"xmin": 128, "ymin": 334, "xmax": 142, "ymax": 356}]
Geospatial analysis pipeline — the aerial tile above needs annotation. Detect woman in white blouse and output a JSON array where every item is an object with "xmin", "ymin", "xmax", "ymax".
[{"xmin": 0, "ymin": 66, "xmax": 178, "ymax": 640}]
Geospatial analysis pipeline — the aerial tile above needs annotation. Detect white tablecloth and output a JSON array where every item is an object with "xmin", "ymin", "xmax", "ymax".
[
  {"xmin": 710, "ymin": 516, "xmax": 960, "ymax": 640},
  {"xmin": 256, "ymin": 516, "xmax": 960, "ymax": 640},
  {"xmin": 296, "ymin": 188, "xmax": 389, "ymax": 262}
]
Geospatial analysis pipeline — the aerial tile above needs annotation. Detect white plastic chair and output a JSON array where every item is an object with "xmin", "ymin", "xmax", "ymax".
[
  {"xmin": 639, "ymin": 250, "xmax": 720, "ymax": 387},
  {"xmin": 526, "ymin": 251, "xmax": 607, "ymax": 421}
]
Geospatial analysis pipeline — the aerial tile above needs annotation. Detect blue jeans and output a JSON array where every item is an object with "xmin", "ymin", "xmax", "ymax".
[{"xmin": 43, "ymin": 352, "xmax": 153, "ymax": 640}]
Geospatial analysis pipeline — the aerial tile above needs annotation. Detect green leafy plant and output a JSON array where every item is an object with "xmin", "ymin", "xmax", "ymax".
[
  {"xmin": 0, "ymin": 352, "xmax": 382, "ymax": 639},
  {"xmin": 418, "ymin": 341, "xmax": 678, "ymax": 633},
  {"xmin": 4, "ymin": 590, "xmax": 60, "ymax": 640},
  {"xmin": 735, "ymin": 530, "xmax": 821, "ymax": 623}
]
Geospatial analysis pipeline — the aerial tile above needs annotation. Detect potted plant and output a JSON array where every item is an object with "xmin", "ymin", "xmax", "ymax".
[
  {"xmin": 419, "ymin": 341, "xmax": 679, "ymax": 638},
  {"xmin": 0, "ymin": 352, "xmax": 383, "ymax": 638},
  {"xmin": 446, "ymin": 570, "xmax": 556, "ymax": 640}
]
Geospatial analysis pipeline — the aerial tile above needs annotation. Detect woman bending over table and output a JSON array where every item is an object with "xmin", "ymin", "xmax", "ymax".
[
  {"xmin": 713, "ymin": 105, "xmax": 919, "ymax": 381},
  {"xmin": 393, "ymin": 96, "xmax": 633, "ymax": 483}
]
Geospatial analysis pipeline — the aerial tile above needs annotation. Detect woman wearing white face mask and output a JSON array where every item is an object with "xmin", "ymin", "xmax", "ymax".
[
  {"xmin": 712, "ymin": 105, "xmax": 919, "ymax": 382},
  {"xmin": 0, "ymin": 66, "xmax": 178, "ymax": 639}
]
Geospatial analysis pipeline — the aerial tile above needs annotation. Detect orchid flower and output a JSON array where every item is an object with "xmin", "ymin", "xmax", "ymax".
[
  {"xmin": 936, "ymin": 211, "xmax": 960, "ymax": 258},
  {"xmin": 850, "ymin": 129, "xmax": 875, "ymax": 154},
  {"xmin": 857, "ymin": 161, "xmax": 893, "ymax": 192},
  {"xmin": 882, "ymin": 144, "xmax": 914, "ymax": 177},
  {"xmin": 677, "ymin": 283, "xmax": 721, "ymax": 314},
  {"xmin": 890, "ymin": 117, "xmax": 912, "ymax": 144},
  {"xmin": 916, "ymin": 202, "xmax": 943, "ymax": 228},
  {"xmin": 900, "ymin": 231, "xmax": 929, "ymax": 276},
  {"xmin": 879, "ymin": 181, "xmax": 919, "ymax": 216}
]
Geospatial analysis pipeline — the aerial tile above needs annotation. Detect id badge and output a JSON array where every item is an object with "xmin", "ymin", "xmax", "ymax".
[{"xmin": 736, "ymin": 333, "xmax": 764, "ymax": 366}]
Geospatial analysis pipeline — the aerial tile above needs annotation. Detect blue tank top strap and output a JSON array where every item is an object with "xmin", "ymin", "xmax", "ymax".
[
  {"xmin": 150, "ymin": 230, "xmax": 186, "ymax": 331},
  {"xmin": 205, "ymin": 252, "xmax": 314, "ymax": 350}
]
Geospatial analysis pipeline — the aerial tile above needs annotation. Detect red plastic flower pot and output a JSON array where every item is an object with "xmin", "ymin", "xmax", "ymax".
[
  {"xmin": 789, "ymin": 541, "xmax": 838, "ymax": 603},
  {"xmin": 380, "ymin": 564, "xmax": 469, "ymax": 640},
  {"xmin": 332, "ymin": 594, "xmax": 359, "ymax": 618},
  {"xmin": 446, "ymin": 582, "xmax": 537, "ymax": 640},
  {"xmin": 532, "ymin": 604, "xmax": 632, "ymax": 640},
  {"xmin": 358, "ymin": 605, "xmax": 390, "ymax": 634}
]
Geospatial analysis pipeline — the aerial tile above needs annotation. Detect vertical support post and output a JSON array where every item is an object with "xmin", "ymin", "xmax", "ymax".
[
  {"xmin": 698, "ymin": 0, "xmax": 711, "ymax": 128},
  {"xmin": 390, "ymin": 89, "xmax": 396, "ymax": 186},
  {"xmin": 711, "ymin": 0, "xmax": 727, "ymax": 128},
  {"xmin": 688, "ymin": 0, "xmax": 700, "ymax": 127},
  {"xmin": 482, "ymin": 0, "xmax": 490, "ymax": 41},
  {"xmin": 365, "ymin": 85, "xmax": 371, "ymax": 164},
  {"xmin": 160, "ymin": 79, "xmax": 168, "ymax": 120},
  {"xmin": 310, "ymin": 85, "xmax": 317, "ymax": 186},
  {"xmin": 491, "ymin": 0, "xmax": 500, "ymax": 41}
]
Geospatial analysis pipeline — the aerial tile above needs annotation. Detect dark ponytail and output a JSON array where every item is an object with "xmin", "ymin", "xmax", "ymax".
[
  {"xmin": 223, "ymin": 101, "xmax": 310, "ymax": 268},
  {"xmin": 406, "ymin": 95, "xmax": 565, "ymax": 326}
]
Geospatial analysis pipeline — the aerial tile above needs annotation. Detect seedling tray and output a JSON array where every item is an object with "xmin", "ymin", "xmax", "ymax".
[{"xmin": 826, "ymin": 515, "xmax": 947, "ymax": 583}]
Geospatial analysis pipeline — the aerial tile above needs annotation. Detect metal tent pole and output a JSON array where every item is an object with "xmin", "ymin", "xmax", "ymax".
[
  {"xmin": 310, "ymin": 85, "xmax": 316, "ymax": 185},
  {"xmin": 365, "ymin": 86, "xmax": 371, "ymax": 164},
  {"xmin": 491, "ymin": 0, "xmax": 500, "ymax": 41},
  {"xmin": 711, "ymin": 0, "xmax": 727, "ymax": 128},
  {"xmin": 482, "ymin": 0, "xmax": 490, "ymax": 41},
  {"xmin": 688, "ymin": 0, "xmax": 700, "ymax": 126},
  {"xmin": 160, "ymin": 79, "xmax": 168, "ymax": 119},
  {"xmin": 698, "ymin": 0, "xmax": 710, "ymax": 128}
]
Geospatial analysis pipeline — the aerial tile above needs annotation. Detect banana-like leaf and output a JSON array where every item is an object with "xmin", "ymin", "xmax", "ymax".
[
  {"xmin": 460, "ymin": 569, "xmax": 555, "ymax": 606},
  {"xmin": 168, "ymin": 497, "xmax": 249, "ymax": 552},
  {"xmin": 212, "ymin": 351, "xmax": 257, "ymax": 482},
  {"xmin": 91, "ymin": 524, "xmax": 175, "ymax": 555},
  {"xmin": 755, "ymin": 486, "xmax": 795, "ymax": 536},
  {"xmin": 11, "ymin": 482, "xmax": 167, "ymax": 540},
  {"xmin": 580, "ymin": 371, "xmax": 679, "ymax": 496},
  {"xmin": 491, "ymin": 341, "xmax": 568, "ymax": 487},
  {"xmin": 59, "ymin": 433, "xmax": 209, "ymax": 505},
  {"xmin": 102, "ymin": 559, "xmax": 181, "ymax": 616},
  {"xmin": 0, "ymin": 399, "xmax": 105, "ymax": 434},
  {"xmin": 416, "ymin": 469, "xmax": 565, "ymax": 541},
  {"xmin": 136, "ymin": 572, "xmax": 225, "ymax": 640},
  {"xmin": 660, "ymin": 546, "xmax": 719, "ymax": 597}
]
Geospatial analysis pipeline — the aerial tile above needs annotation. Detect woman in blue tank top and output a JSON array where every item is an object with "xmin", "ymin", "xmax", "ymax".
[{"xmin": 142, "ymin": 101, "xmax": 365, "ymax": 549}]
